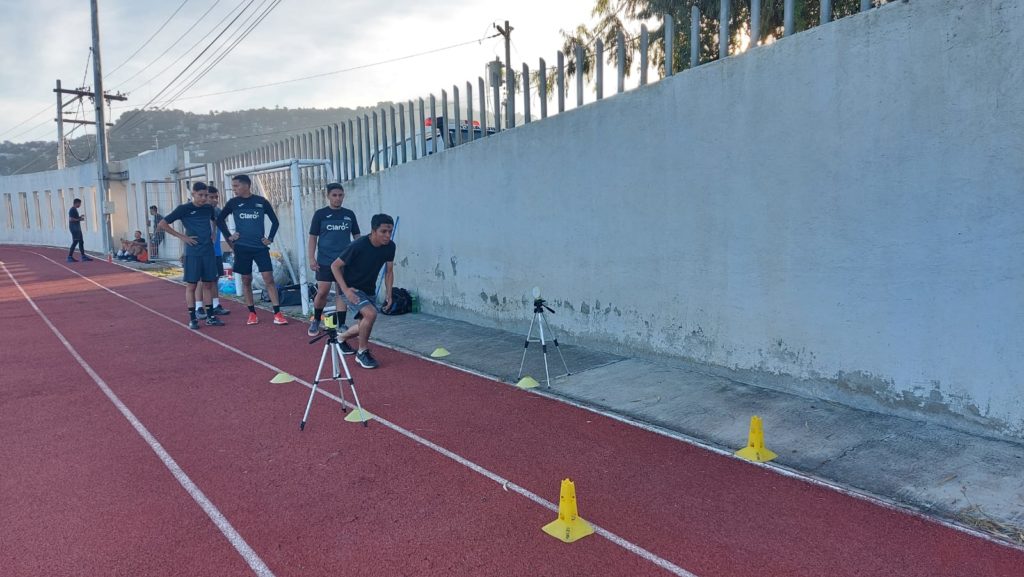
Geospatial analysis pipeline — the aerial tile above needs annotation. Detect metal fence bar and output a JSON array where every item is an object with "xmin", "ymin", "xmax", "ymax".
[
  {"xmin": 861, "ymin": 0, "xmax": 872, "ymax": 11},
  {"xmin": 478, "ymin": 77, "xmax": 487, "ymax": 137},
  {"xmin": 372, "ymin": 111, "xmax": 380, "ymax": 172},
  {"xmin": 522, "ymin": 63, "xmax": 531, "ymax": 123},
  {"xmin": 538, "ymin": 58, "xmax": 547, "ymax": 119},
  {"xmin": 720, "ymin": 0, "xmax": 730, "ymax": 59},
  {"xmin": 390, "ymin": 106, "xmax": 398, "ymax": 165},
  {"xmin": 380, "ymin": 108, "xmax": 389, "ymax": 169},
  {"xmin": 617, "ymin": 31, "xmax": 625, "ymax": 93},
  {"xmin": 666, "ymin": 14, "xmax": 674, "ymax": 75},
  {"xmin": 492, "ymin": 72, "xmax": 501, "ymax": 132},
  {"xmin": 596, "ymin": 39, "xmax": 604, "ymax": 100},
  {"xmin": 690, "ymin": 7, "xmax": 699, "ymax": 67},
  {"xmin": 429, "ymin": 94, "xmax": 437, "ymax": 154},
  {"xmin": 822, "ymin": 0, "xmax": 832, "ymax": 24},
  {"xmin": 418, "ymin": 98, "xmax": 426, "ymax": 154},
  {"xmin": 640, "ymin": 25, "xmax": 648, "ymax": 85},
  {"xmin": 453, "ymin": 86, "xmax": 462, "ymax": 144},
  {"xmin": 751, "ymin": 0, "xmax": 761, "ymax": 48},
  {"xmin": 575, "ymin": 44, "xmax": 584, "ymax": 106},
  {"xmin": 467, "ymin": 81, "xmax": 475, "ymax": 141},
  {"xmin": 785, "ymin": 0, "xmax": 795, "ymax": 36},
  {"xmin": 362, "ymin": 114, "xmax": 371, "ymax": 174},
  {"xmin": 399, "ymin": 103, "xmax": 407, "ymax": 163},
  {"xmin": 557, "ymin": 51, "xmax": 565, "ymax": 112}
]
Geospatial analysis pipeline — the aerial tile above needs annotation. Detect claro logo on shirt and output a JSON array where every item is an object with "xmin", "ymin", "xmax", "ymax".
[
  {"xmin": 325, "ymin": 223, "xmax": 350, "ymax": 231},
  {"xmin": 238, "ymin": 212, "xmax": 261, "ymax": 219}
]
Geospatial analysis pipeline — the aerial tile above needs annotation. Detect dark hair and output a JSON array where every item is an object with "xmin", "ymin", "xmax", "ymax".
[
  {"xmin": 326, "ymin": 182, "xmax": 344, "ymax": 193},
  {"xmin": 149, "ymin": 205, "xmax": 158, "ymax": 211},
  {"xmin": 232, "ymin": 174, "xmax": 251, "ymax": 186},
  {"xmin": 207, "ymin": 186, "xmax": 219, "ymax": 194},
  {"xmin": 72, "ymin": 198, "xmax": 82, "ymax": 205},
  {"xmin": 371, "ymin": 213, "xmax": 394, "ymax": 231},
  {"xmin": 192, "ymin": 181, "xmax": 208, "ymax": 192}
]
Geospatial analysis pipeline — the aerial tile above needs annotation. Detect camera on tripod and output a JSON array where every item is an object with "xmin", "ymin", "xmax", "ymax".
[{"xmin": 533, "ymin": 297, "xmax": 555, "ymax": 314}]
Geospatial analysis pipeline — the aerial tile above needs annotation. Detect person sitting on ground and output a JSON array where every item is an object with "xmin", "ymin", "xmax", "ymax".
[{"xmin": 117, "ymin": 231, "xmax": 148, "ymax": 260}]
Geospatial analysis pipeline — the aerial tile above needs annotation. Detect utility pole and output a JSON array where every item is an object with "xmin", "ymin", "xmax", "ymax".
[
  {"xmin": 55, "ymin": 80, "xmax": 66, "ymax": 169},
  {"xmin": 91, "ymin": 0, "xmax": 113, "ymax": 258},
  {"xmin": 54, "ymin": 81, "xmax": 124, "ymax": 169},
  {"xmin": 495, "ymin": 20, "xmax": 514, "ymax": 129}
]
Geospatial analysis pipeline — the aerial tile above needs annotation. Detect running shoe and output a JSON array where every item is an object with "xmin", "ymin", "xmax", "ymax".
[
  {"xmin": 355, "ymin": 349, "xmax": 378, "ymax": 369},
  {"xmin": 246, "ymin": 312, "xmax": 259, "ymax": 325},
  {"xmin": 81, "ymin": 255, "xmax": 93, "ymax": 261},
  {"xmin": 211, "ymin": 305, "xmax": 231, "ymax": 315},
  {"xmin": 307, "ymin": 319, "xmax": 321, "ymax": 337},
  {"xmin": 188, "ymin": 319, "xmax": 200, "ymax": 330},
  {"xmin": 196, "ymin": 308, "xmax": 207, "ymax": 318},
  {"xmin": 205, "ymin": 316, "xmax": 225, "ymax": 326},
  {"xmin": 273, "ymin": 312, "xmax": 289, "ymax": 325},
  {"xmin": 340, "ymin": 341, "xmax": 356, "ymax": 355},
  {"xmin": 66, "ymin": 256, "xmax": 77, "ymax": 262}
]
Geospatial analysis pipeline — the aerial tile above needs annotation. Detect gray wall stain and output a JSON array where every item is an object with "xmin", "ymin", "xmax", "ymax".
[
  {"xmin": 433, "ymin": 263, "xmax": 445, "ymax": 279},
  {"xmin": 450, "ymin": 256, "xmax": 458, "ymax": 276}
]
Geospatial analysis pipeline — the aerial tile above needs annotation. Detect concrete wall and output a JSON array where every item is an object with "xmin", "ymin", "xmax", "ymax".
[
  {"xmin": 318, "ymin": 0, "xmax": 1022, "ymax": 439},
  {"xmin": 0, "ymin": 146, "xmax": 181, "ymax": 253}
]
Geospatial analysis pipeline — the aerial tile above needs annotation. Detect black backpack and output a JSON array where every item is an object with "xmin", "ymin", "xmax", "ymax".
[{"xmin": 380, "ymin": 287, "xmax": 412, "ymax": 315}]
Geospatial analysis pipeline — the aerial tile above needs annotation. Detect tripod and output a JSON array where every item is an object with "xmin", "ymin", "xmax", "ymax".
[
  {"xmin": 300, "ymin": 322, "xmax": 368, "ymax": 430},
  {"xmin": 517, "ymin": 297, "xmax": 571, "ymax": 387}
]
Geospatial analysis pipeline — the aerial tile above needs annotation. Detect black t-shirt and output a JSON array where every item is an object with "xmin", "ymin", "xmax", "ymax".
[
  {"xmin": 337, "ymin": 236, "xmax": 396, "ymax": 294},
  {"xmin": 217, "ymin": 194, "xmax": 279, "ymax": 249},
  {"xmin": 309, "ymin": 207, "xmax": 360, "ymax": 266},
  {"xmin": 68, "ymin": 207, "xmax": 82, "ymax": 232},
  {"xmin": 132, "ymin": 237, "xmax": 146, "ymax": 245},
  {"xmin": 164, "ymin": 203, "xmax": 216, "ymax": 257}
]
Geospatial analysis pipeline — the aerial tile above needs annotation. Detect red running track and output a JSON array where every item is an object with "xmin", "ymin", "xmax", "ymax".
[{"xmin": 0, "ymin": 245, "xmax": 1020, "ymax": 577}]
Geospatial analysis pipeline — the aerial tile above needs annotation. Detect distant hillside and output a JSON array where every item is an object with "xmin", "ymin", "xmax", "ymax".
[{"xmin": 0, "ymin": 104, "xmax": 398, "ymax": 176}]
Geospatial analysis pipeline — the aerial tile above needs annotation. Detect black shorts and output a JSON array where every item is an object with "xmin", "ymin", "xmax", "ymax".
[
  {"xmin": 233, "ymin": 246, "xmax": 272, "ymax": 275},
  {"xmin": 216, "ymin": 255, "xmax": 225, "ymax": 277},
  {"xmin": 184, "ymin": 254, "xmax": 219, "ymax": 283},
  {"xmin": 315, "ymin": 265, "xmax": 337, "ymax": 283},
  {"xmin": 70, "ymin": 230, "xmax": 83, "ymax": 241}
]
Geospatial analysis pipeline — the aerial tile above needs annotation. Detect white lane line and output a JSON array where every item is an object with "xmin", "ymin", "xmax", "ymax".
[
  {"xmin": 29, "ymin": 252, "xmax": 700, "ymax": 577},
  {"xmin": 1, "ymin": 261, "xmax": 276, "ymax": 577}
]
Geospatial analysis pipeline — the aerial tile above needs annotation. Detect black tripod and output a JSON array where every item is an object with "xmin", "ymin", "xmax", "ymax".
[
  {"xmin": 300, "ymin": 322, "xmax": 367, "ymax": 430},
  {"xmin": 517, "ymin": 297, "xmax": 571, "ymax": 387}
]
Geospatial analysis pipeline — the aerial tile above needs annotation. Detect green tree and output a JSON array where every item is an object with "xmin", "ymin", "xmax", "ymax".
[{"xmin": 560, "ymin": 0, "xmax": 886, "ymax": 86}]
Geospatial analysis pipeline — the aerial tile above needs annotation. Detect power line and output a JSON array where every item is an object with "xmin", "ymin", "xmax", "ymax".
[
  {"xmin": 0, "ymin": 105, "xmax": 52, "ymax": 140},
  {"xmin": 112, "ymin": 0, "xmax": 259, "ymax": 135},
  {"xmin": 112, "ymin": 32, "xmax": 500, "ymax": 109},
  {"xmin": 106, "ymin": 0, "xmax": 191, "ymax": 78},
  {"xmin": 111, "ymin": 0, "xmax": 224, "ymax": 90}
]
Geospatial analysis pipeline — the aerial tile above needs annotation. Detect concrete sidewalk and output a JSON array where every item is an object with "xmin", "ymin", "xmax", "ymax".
[{"xmin": 366, "ymin": 312, "xmax": 1024, "ymax": 549}]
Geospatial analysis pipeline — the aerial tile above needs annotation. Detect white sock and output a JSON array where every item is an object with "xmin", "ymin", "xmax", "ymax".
[{"xmin": 212, "ymin": 298, "xmax": 220, "ymax": 307}]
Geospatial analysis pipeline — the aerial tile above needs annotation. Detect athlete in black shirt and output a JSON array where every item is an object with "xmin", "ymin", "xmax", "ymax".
[{"xmin": 306, "ymin": 183, "xmax": 361, "ymax": 337}]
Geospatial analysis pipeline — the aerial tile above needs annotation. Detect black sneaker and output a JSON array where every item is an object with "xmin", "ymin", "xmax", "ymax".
[
  {"xmin": 355, "ymin": 349, "xmax": 378, "ymax": 369},
  {"xmin": 340, "ymin": 341, "xmax": 356, "ymax": 355},
  {"xmin": 205, "ymin": 316, "xmax": 225, "ymax": 326},
  {"xmin": 81, "ymin": 255, "xmax": 93, "ymax": 261},
  {"xmin": 211, "ymin": 305, "xmax": 231, "ymax": 315},
  {"xmin": 196, "ymin": 308, "xmax": 207, "ymax": 318},
  {"xmin": 188, "ymin": 319, "xmax": 200, "ymax": 330}
]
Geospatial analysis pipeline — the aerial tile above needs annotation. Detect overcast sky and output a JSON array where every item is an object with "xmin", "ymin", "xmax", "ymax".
[{"xmin": 0, "ymin": 0, "xmax": 598, "ymax": 143}]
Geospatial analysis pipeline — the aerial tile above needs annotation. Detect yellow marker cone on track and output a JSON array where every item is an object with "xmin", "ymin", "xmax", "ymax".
[
  {"xmin": 542, "ymin": 479, "xmax": 594, "ymax": 543},
  {"xmin": 270, "ymin": 372, "xmax": 295, "ymax": 384},
  {"xmin": 516, "ymin": 376, "xmax": 540, "ymax": 389},
  {"xmin": 344, "ymin": 409, "xmax": 374, "ymax": 424},
  {"xmin": 430, "ymin": 347, "xmax": 450, "ymax": 358},
  {"xmin": 735, "ymin": 415, "xmax": 778, "ymax": 462}
]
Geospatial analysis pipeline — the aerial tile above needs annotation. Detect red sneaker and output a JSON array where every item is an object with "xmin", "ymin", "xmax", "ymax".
[
  {"xmin": 273, "ymin": 312, "xmax": 289, "ymax": 325},
  {"xmin": 246, "ymin": 312, "xmax": 259, "ymax": 325}
]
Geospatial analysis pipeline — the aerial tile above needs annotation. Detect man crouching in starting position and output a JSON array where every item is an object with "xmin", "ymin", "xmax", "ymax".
[{"xmin": 330, "ymin": 213, "xmax": 396, "ymax": 369}]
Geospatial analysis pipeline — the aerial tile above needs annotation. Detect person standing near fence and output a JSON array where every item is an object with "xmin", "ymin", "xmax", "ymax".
[
  {"xmin": 158, "ymin": 183, "xmax": 225, "ymax": 330},
  {"xmin": 306, "ymin": 182, "xmax": 361, "ymax": 338},
  {"xmin": 195, "ymin": 186, "xmax": 230, "ymax": 317},
  {"xmin": 149, "ymin": 205, "xmax": 165, "ymax": 257},
  {"xmin": 217, "ymin": 174, "xmax": 288, "ymax": 326},
  {"xmin": 67, "ymin": 198, "xmax": 93, "ymax": 262}
]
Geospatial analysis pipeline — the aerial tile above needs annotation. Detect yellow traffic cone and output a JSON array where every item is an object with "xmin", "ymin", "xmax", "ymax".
[
  {"xmin": 516, "ymin": 376, "xmax": 540, "ymax": 389},
  {"xmin": 430, "ymin": 347, "xmax": 450, "ymax": 358},
  {"xmin": 344, "ymin": 409, "xmax": 374, "ymax": 424},
  {"xmin": 735, "ymin": 415, "xmax": 778, "ymax": 462},
  {"xmin": 542, "ymin": 479, "xmax": 595, "ymax": 543},
  {"xmin": 270, "ymin": 372, "xmax": 295, "ymax": 384}
]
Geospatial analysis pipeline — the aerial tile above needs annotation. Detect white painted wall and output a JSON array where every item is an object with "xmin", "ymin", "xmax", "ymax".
[
  {"xmin": 0, "ymin": 146, "xmax": 181, "ymax": 253},
  {"xmin": 320, "ymin": 0, "xmax": 1023, "ymax": 438}
]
